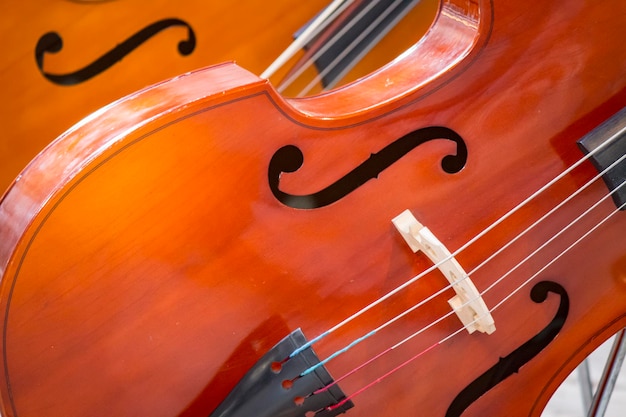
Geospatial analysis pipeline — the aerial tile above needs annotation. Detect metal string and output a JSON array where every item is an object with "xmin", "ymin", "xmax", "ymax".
[
  {"xmin": 260, "ymin": 0, "xmax": 357, "ymax": 80},
  {"xmin": 289, "ymin": 123, "xmax": 625, "ymax": 360},
  {"xmin": 298, "ymin": 151, "xmax": 626, "ymax": 378},
  {"xmin": 321, "ymin": 179, "xmax": 626, "ymax": 410},
  {"xmin": 296, "ymin": 0, "xmax": 421, "ymax": 96}
]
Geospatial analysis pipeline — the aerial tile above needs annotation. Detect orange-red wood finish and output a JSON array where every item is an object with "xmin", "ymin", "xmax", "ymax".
[
  {"xmin": 0, "ymin": 0, "xmax": 436, "ymax": 194},
  {"xmin": 0, "ymin": 0, "xmax": 329, "ymax": 192},
  {"xmin": 0, "ymin": 0, "xmax": 625, "ymax": 416}
]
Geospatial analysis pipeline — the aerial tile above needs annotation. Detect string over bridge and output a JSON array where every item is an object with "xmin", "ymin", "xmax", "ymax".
[{"xmin": 392, "ymin": 210, "xmax": 496, "ymax": 335}]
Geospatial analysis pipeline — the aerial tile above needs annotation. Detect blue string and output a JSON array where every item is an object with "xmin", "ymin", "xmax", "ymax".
[{"xmin": 299, "ymin": 330, "xmax": 378, "ymax": 377}]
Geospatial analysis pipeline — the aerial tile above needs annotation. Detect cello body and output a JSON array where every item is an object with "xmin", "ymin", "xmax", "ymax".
[
  {"xmin": 0, "ymin": 0, "xmax": 625, "ymax": 416},
  {"xmin": 0, "ymin": 0, "xmax": 437, "ymax": 193},
  {"xmin": 0, "ymin": 0, "xmax": 329, "ymax": 191}
]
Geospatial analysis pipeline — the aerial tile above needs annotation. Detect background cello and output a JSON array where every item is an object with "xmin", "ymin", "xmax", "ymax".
[
  {"xmin": 0, "ymin": 0, "xmax": 625, "ymax": 416},
  {"xmin": 0, "ymin": 0, "xmax": 436, "ymax": 193},
  {"xmin": 1, "ymin": 0, "xmax": 325, "ymax": 191}
]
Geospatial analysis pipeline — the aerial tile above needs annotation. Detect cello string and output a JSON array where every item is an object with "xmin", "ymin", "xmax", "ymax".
[
  {"xmin": 322, "ymin": 186, "xmax": 626, "ymax": 410},
  {"xmin": 325, "ymin": 340, "xmax": 440, "ymax": 410},
  {"xmin": 296, "ymin": 0, "xmax": 421, "ymax": 96},
  {"xmin": 288, "ymin": 125, "xmax": 625, "ymax": 360},
  {"xmin": 273, "ymin": 0, "xmax": 425, "ymax": 94},
  {"xmin": 399, "ymin": 174, "xmax": 626, "ymax": 350},
  {"xmin": 276, "ymin": 0, "xmax": 387, "ymax": 93},
  {"xmin": 298, "ymin": 153, "xmax": 626, "ymax": 377},
  {"xmin": 260, "ymin": 0, "xmax": 356, "ymax": 80},
  {"xmin": 262, "ymin": 2, "xmax": 626, "ymax": 405},
  {"xmin": 487, "ymin": 194, "xmax": 625, "ymax": 313},
  {"xmin": 459, "ymin": 153, "xmax": 626, "ymax": 288}
]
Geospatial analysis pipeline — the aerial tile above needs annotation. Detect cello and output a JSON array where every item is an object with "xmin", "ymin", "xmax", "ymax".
[
  {"xmin": 3, "ymin": 0, "xmax": 437, "ymax": 192},
  {"xmin": 5, "ymin": 0, "xmax": 326, "ymax": 190},
  {"xmin": 0, "ymin": 0, "xmax": 625, "ymax": 416}
]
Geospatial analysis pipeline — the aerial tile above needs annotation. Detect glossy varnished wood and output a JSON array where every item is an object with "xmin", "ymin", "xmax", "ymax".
[
  {"xmin": 0, "ymin": 0, "xmax": 625, "ymax": 416},
  {"xmin": 0, "ymin": 0, "xmax": 329, "ymax": 192}
]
